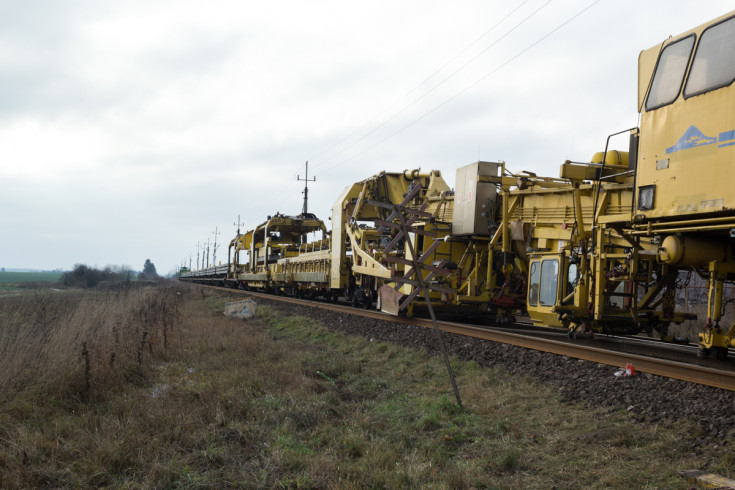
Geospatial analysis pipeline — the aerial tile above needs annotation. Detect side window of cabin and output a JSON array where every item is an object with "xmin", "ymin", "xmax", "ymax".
[
  {"xmin": 567, "ymin": 262, "xmax": 578, "ymax": 296},
  {"xmin": 684, "ymin": 17, "xmax": 735, "ymax": 98},
  {"xmin": 539, "ymin": 259, "xmax": 559, "ymax": 306},
  {"xmin": 528, "ymin": 261, "xmax": 540, "ymax": 307},
  {"xmin": 645, "ymin": 36, "xmax": 695, "ymax": 110}
]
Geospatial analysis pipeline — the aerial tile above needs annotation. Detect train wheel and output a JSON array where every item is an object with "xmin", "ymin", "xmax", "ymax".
[
  {"xmin": 697, "ymin": 346, "xmax": 711, "ymax": 359},
  {"xmin": 713, "ymin": 346, "xmax": 728, "ymax": 360}
]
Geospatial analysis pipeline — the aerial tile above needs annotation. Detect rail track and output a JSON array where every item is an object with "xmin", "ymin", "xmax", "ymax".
[{"xmin": 196, "ymin": 284, "xmax": 735, "ymax": 392}]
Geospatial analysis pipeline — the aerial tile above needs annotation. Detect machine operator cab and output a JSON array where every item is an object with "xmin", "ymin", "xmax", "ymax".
[
  {"xmin": 526, "ymin": 253, "xmax": 579, "ymax": 328},
  {"xmin": 636, "ymin": 11, "xmax": 735, "ymax": 219}
]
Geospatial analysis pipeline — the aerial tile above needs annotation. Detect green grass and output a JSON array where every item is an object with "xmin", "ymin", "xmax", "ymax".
[
  {"xmin": 0, "ymin": 286, "xmax": 730, "ymax": 488},
  {"xmin": 0, "ymin": 271, "xmax": 63, "ymax": 296},
  {"xmin": 0, "ymin": 271, "xmax": 63, "ymax": 283}
]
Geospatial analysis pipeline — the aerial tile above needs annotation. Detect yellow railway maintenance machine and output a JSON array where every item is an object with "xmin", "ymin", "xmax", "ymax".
[
  {"xmin": 633, "ymin": 10, "xmax": 735, "ymax": 358},
  {"xmin": 476, "ymin": 152, "xmax": 694, "ymax": 338},
  {"xmin": 332, "ymin": 169, "xmax": 460, "ymax": 310},
  {"xmin": 206, "ymin": 9, "xmax": 735, "ymax": 360},
  {"xmin": 476, "ymin": 9, "xmax": 735, "ymax": 357},
  {"xmin": 225, "ymin": 213, "xmax": 329, "ymax": 294}
]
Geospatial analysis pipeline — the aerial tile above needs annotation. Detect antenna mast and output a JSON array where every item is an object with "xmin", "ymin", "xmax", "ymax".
[
  {"xmin": 206, "ymin": 237, "xmax": 210, "ymax": 268},
  {"xmin": 297, "ymin": 161, "xmax": 316, "ymax": 216},
  {"xmin": 234, "ymin": 214, "xmax": 244, "ymax": 235},
  {"xmin": 212, "ymin": 227, "xmax": 220, "ymax": 265}
]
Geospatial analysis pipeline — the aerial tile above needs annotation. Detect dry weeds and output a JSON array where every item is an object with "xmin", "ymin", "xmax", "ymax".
[
  {"xmin": 0, "ymin": 285, "xmax": 728, "ymax": 488},
  {"xmin": 0, "ymin": 286, "xmax": 182, "ymax": 402}
]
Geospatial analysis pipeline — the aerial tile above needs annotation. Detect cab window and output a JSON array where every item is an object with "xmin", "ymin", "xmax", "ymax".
[
  {"xmin": 539, "ymin": 259, "xmax": 559, "ymax": 306},
  {"xmin": 567, "ymin": 262, "xmax": 578, "ymax": 296},
  {"xmin": 528, "ymin": 258, "xmax": 559, "ymax": 307},
  {"xmin": 528, "ymin": 261, "xmax": 540, "ymax": 307},
  {"xmin": 684, "ymin": 16, "xmax": 735, "ymax": 97},
  {"xmin": 646, "ymin": 35, "xmax": 695, "ymax": 110}
]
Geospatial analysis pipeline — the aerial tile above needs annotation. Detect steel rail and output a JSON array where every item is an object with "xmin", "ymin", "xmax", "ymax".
[
  {"xmin": 408, "ymin": 318, "xmax": 735, "ymax": 392},
  {"xmin": 199, "ymin": 285, "xmax": 735, "ymax": 392}
]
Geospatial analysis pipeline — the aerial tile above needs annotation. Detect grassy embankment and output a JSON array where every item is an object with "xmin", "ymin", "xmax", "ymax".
[{"xmin": 0, "ymin": 284, "xmax": 730, "ymax": 488}]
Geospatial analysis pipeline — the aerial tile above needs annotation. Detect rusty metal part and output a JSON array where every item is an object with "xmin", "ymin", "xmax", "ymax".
[{"xmin": 373, "ymin": 188, "xmax": 462, "ymax": 407}]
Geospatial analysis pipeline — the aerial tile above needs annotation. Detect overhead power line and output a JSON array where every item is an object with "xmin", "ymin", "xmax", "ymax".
[
  {"xmin": 307, "ymin": 0, "xmax": 534, "ymax": 170},
  {"xmin": 315, "ymin": 0, "xmax": 603, "ymax": 175},
  {"xmin": 248, "ymin": 0, "xmax": 603, "ymax": 222},
  {"xmin": 249, "ymin": 2, "xmax": 537, "ymax": 219}
]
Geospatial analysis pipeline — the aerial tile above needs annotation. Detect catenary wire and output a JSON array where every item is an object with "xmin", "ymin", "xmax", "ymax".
[
  {"xmin": 315, "ymin": 0, "xmax": 603, "ymax": 176},
  {"xmin": 307, "ymin": 0, "xmax": 534, "ymax": 169},
  {"xmin": 250, "ymin": 1, "xmax": 540, "ymax": 220},
  {"xmin": 230, "ymin": 0, "xmax": 602, "ymax": 239}
]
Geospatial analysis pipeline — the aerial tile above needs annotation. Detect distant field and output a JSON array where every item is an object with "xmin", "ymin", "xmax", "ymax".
[{"xmin": 0, "ymin": 271, "xmax": 63, "ymax": 284}]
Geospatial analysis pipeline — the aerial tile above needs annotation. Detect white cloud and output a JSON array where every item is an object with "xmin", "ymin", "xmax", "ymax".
[
  {"xmin": 0, "ymin": 118, "xmax": 112, "ymax": 178},
  {"xmin": 1, "ymin": 0, "xmax": 733, "ymax": 272}
]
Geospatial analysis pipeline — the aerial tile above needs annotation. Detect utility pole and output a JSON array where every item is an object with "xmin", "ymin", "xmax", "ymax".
[
  {"xmin": 212, "ymin": 227, "xmax": 220, "ymax": 265},
  {"xmin": 234, "ymin": 214, "xmax": 244, "ymax": 235},
  {"xmin": 196, "ymin": 242, "xmax": 201, "ymax": 270},
  {"xmin": 189, "ymin": 253, "xmax": 192, "ymax": 270},
  {"xmin": 297, "ymin": 161, "xmax": 316, "ymax": 216},
  {"xmin": 206, "ymin": 237, "xmax": 211, "ymax": 268}
]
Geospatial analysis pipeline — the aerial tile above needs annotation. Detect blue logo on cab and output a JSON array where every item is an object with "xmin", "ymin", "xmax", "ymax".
[{"xmin": 667, "ymin": 125, "xmax": 735, "ymax": 153}]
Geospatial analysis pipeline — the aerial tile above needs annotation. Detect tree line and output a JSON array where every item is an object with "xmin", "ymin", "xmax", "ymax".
[{"xmin": 61, "ymin": 260, "xmax": 158, "ymax": 288}]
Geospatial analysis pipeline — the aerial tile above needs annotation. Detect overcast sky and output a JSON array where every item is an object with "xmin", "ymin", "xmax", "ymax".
[{"xmin": 1, "ymin": 1, "xmax": 732, "ymax": 275}]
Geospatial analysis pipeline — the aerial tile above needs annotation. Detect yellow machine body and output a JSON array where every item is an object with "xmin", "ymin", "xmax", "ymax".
[
  {"xmin": 633, "ymin": 10, "xmax": 735, "ymax": 357},
  {"xmin": 330, "ymin": 169, "xmax": 461, "ymax": 309},
  {"xmin": 225, "ymin": 214, "xmax": 328, "ymax": 291},
  {"xmin": 636, "ymin": 11, "xmax": 735, "ymax": 219},
  {"xmin": 506, "ymin": 167, "xmax": 635, "ymax": 328}
]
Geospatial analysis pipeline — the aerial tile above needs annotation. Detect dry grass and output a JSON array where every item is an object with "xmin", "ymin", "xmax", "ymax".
[
  {"xmin": 0, "ymin": 285, "xmax": 730, "ymax": 488},
  {"xmin": 0, "ymin": 286, "xmax": 182, "ymax": 402}
]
